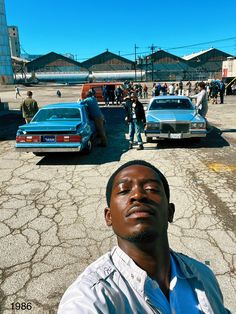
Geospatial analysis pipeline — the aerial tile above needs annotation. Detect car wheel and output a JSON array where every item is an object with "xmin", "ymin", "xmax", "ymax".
[
  {"xmin": 146, "ymin": 137, "xmax": 153, "ymax": 143},
  {"xmin": 83, "ymin": 139, "xmax": 92, "ymax": 154}
]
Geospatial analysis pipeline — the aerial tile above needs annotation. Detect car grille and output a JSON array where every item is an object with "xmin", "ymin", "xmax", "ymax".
[{"xmin": 161, "ymin": 123, "xmax": 189, "ymax": 133}]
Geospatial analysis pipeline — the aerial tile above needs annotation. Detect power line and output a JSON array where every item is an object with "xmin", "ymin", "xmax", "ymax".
[{"xmin": 164, "ymin": 37, "xmax": 236, "ymax": 51}]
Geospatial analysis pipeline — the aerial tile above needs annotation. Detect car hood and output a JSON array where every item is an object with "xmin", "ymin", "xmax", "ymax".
[
  {"xmin": 18, "ymin": 121, "xmax": 82, "ymax": 132},
  {"xmin": 146, "ymin": 110, "xmax": 204, "ymax": 122}
]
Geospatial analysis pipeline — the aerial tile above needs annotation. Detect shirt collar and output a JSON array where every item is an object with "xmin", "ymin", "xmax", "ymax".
[{"xmin": 111, "ymin": 246, "xmax": 147, "ymax": 296}]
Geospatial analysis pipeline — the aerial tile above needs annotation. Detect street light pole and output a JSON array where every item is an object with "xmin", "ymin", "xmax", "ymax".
[
  {"xmin": 149, "ymin": 44, "xmax": 156, "ymax": 82},
  {"xmin": 134, "ymin": 44, "xmax": 138, "ymax": 82}
]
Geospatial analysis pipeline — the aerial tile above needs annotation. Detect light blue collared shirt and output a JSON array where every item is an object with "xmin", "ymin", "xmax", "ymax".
[{"xmin": 113, "ymin": 247, "xmax": 201, "ymax": 314}]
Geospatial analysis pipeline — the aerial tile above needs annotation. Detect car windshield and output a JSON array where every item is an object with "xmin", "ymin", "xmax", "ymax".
[
  {"xmin": 32, "ymin": 108, "xmax": 81, "ymax": 122},
  {"xmin": 149, "ymin": 99, "xmax": 193, "ymax": 110}
]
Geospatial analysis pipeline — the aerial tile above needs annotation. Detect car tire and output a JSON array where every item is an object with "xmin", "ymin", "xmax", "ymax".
[{"xmin": 83, "ymin": 139, "xmax": 92, "ymax": 154}]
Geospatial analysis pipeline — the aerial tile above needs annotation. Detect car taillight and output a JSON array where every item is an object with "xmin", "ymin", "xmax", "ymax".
[
  {"xmin": 56, "ymin": 135, "xmax": 82, "ymax": 142},
  {"xmin": 16, "ymin": 135, "xmax": 41, "ymax": 143}
]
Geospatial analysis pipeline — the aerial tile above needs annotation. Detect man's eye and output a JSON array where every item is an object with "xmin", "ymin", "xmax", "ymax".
[
  {"xmin": 145, "ymin": 187, "xmax": 158, "ymax": 192},
  {"xmin": 118, "ymin": 189, "xmax": 130, "ymax": 194}
]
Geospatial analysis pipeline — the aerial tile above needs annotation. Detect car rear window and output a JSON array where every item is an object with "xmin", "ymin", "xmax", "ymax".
[
  {"xmin": 149, "ymin": 99, "xmax": 193, "ymax": 110},
  {"xmin": 32, "ymin": 108, "xmax": 81, "ymax": 122}
]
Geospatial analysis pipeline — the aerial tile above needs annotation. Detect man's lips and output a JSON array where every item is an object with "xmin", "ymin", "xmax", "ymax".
[{"xmin": 126, "ymin": 204, "xmax": 155, "ymax": 218}]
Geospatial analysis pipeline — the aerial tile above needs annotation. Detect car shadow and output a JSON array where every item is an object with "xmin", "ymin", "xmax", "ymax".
[
  {"xmin": 145, "ymin": 125, "xmax": 230, "ymax": 150},
  {"xmin": 0, "ymin": 111, "xmax": 24, "ymax": 141},
  {"xmin": 37, "ymin": 107, "xmax": 129, "ymax": 165},
  {"xmin": 220, "ymin": 128, "xmax": 236, "ymax": 133}
]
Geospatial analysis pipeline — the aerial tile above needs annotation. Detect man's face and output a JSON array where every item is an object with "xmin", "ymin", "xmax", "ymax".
[{"xmin": 105, "ymin": 165, "xmax": 175, "ymax": 243}]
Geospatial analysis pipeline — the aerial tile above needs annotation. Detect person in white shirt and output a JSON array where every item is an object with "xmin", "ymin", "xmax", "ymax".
[
  {"xmin": 58, "ymin": 160, "xmax": 230, "ymax": 314},
  {"xmin": 168, "ymin": 83, "xmax": 175, "ymax": 95},
  {"xmin": 190, "ymin": 82, "xmax": 208, "ymax": 118}
]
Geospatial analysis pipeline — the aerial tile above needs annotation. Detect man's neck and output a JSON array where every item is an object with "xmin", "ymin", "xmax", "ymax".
[{"xmin": 118, "ymin": 238, "xmax": 171, "ymax": 299}]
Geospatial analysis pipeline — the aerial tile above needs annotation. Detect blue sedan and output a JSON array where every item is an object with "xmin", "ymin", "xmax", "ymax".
[
  {"xmin": 145, "ymin": 96, "xmax": 207, "ymax": 142},
  {"xmin": 15, "ymin": 103, "xmax": 96, "ymax": 155}
]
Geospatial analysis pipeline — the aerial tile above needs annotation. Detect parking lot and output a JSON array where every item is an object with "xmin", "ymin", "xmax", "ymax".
[{"xmin": 0, "ymin": 84, "xmax": 236, "ymax": 313}]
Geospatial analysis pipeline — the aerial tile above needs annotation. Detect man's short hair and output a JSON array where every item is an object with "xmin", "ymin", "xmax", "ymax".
[
  {"xmin": 27, "ymin": 91, "xmax": 33, "ymax": 96},
  {"xmin": 86, "ymin": 90, "xmax": 93, "ymax": 97},
  {"xmin": 198, "ymin": 82, "xmax": 206, "ymax": 89},
  {"xmin": 106, "ymin": 160, "xmax": 170, "ymax": 206}
]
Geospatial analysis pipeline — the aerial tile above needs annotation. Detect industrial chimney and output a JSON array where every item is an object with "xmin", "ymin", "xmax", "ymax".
[{"xmin": 0, "ymin": 0, "xmax": 14, "ymax": 84}]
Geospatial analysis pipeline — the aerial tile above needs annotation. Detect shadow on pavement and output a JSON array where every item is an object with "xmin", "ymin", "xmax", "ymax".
[
  {"xmin": 0, "ymin": 111, "xmax": 24, "ymax": 141},
  {"xmin": 37, "ymin": 107, "xmax": 129, "ymax": 165},
  {"xmin": 220, "ymin": 128, "xmax": 236, "ymax": 133}
]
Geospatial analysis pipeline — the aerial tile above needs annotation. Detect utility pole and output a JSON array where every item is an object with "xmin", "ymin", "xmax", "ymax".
[
  {"xmin": 134, "ymin": 44, "xmax": 138, "ymax": 82},
  {"xmin": 149, "ymin": 44, "xmax": 156, "ymax": 81}
]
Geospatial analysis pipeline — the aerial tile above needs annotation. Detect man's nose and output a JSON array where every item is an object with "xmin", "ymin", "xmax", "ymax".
[{"xmin": 130, "ymin": 186, "xmax": 147, "ymax": 201}]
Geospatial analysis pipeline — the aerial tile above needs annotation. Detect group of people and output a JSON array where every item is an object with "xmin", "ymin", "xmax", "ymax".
[
  {"xmin": 101, "ymin": 83, "xmax": 149, "ymax": 107},
  {"xmin": 207, "ymin": 80, "xmax": 225, "ymax": 104},
  {"xmin": 152, "ymin": 81, "xmax": 186, "ymax": 97},
  {"xmin": 102, "ymin": 85, "xmax": 124, "ymax": 106}
]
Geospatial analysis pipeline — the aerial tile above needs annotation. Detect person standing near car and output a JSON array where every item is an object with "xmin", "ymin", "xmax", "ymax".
[
  {"xmin": 190, "ymin": 82, "xmax": 208, "ymax": 118},
  {"xmin": 124, "ymin": 94, "xmax": 146, "ymax": 150},
  {"xmin": 80, "ymin": 90, "xmax": 107, "ymax": 147},
  {"xmin": 20, "ymin": 91, "xmax": 39, "ymax": 123},
  {"xmin": 219, "ymin": 80, "xmax": 226, "ymax": 104}
]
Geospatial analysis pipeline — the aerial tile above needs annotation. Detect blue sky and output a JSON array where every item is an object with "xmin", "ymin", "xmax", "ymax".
[{"xmin": 5, "ymin": 0, "xmax": 236, "ymax": 61}]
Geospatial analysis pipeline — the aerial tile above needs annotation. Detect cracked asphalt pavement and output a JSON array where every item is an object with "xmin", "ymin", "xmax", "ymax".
[{"xmin": 0, "ymin": 86, "xmax": 235, "ymax": 313}]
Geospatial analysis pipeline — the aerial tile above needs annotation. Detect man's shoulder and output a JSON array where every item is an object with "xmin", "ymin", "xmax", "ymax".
[
  {"xmin": 172, "ymin": 251, "xmax": 216, "ymax": 278},
  {"xmin": 73, "ymin": 251, "xmax": 115, "ymax": 288}
]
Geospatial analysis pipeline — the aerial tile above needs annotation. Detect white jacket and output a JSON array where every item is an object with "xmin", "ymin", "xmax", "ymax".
[{"xmin": 58, "ymin": 247, "xmax": 230, "ymax": 314}]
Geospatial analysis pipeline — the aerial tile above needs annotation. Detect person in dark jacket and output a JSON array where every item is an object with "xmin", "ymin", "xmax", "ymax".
[
  {"xmin": 124, "ymin": 94, "xmax": 146, "ymax": 150},
  {"xmin": 20, "ymin": 91, "xmax": 39, "ymax": 123},
  {"xmin": 219, "ymin": 80, "xmax": 226, "ymax": 104}
]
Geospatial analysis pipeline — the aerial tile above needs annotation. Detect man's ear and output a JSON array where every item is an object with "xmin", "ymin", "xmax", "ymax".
[
  {"xmin": 168, "ymin": 203, "xmax": 175, "ymax": 223},
  {"xmin": 104, "ymin": 207, "xmax": 112, "ymax": 226}
]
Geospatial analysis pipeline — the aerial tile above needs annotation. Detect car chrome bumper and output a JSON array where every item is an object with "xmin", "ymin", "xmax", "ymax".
[
  {"xmin": 15, "ymin": 147, "xmax": 81, "ymax": 152},
  {"xmin": 145, "ymin": 132, "xmax": 207, "ymax": 139}
]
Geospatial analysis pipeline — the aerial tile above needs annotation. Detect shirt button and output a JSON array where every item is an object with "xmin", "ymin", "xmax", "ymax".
[
  {"xmin": 131, "ymin": 274, "xmax": 134, "ymax": 279},
  {"xmin": 137, "ymin": 277, "xmax": 141, "ymax": 282}
]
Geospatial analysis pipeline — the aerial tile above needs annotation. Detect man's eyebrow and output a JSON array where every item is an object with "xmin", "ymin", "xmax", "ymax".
[
  {"xmin": 143, "ymin": 178, "xmax": 161, "ymax": 184},
  {"xmin": 113, "ymin": 178, "xmax": 129, "ymax": 187},
  {"xmin": 114, "ymin": 178, "xmax": 162, "ymax": 187}
]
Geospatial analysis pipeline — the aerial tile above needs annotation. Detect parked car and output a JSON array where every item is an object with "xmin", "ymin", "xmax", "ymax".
[
  {"xmin": 15, "ymin": 103, "xmax": 96, "ymax": 155},
  {"xmin": 145, "ymin": 96, "xmax": 207, "ymax": 142}
]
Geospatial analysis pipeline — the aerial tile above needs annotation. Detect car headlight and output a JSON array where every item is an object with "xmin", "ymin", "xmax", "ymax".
[
  {"xmin": 191, "ymin": 122, "xmax": 205, "ymax": 129},
  {"xmin": 146, "ymin": 122, "xmax": 160, "ymax": 129}
]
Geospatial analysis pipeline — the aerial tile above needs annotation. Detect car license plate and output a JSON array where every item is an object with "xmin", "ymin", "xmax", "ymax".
[
  {"xmin": 43, "ymin": 135, "xmax": 55, "ymax": 142},
  {"xmin": 170, "ymin": 134, "xmax": 182, "ymax": 139}
]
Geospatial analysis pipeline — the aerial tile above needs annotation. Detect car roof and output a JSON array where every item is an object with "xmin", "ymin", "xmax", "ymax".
[
  {"xmin": 151, "ymin": 96, "xmax": 190, "ymax": 100},
  {"xmin": 40, "ymin": 102, "xmax": 83, "ymax": 110}
]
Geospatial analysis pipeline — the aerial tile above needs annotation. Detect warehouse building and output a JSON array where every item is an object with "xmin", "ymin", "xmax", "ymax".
[
  {"xmin": 81, "ymin": 50, "xmax": 135, "ymax": 72},
  {"xmin": 182, "ymin": 48, "xmax": 232, "ymax": 80},
  {"xmin": 26, "ymin": 52, "xmax": 87, "ymax": 73},
  {"xmin": 141, "ymin": 50, "xmax": 192, "ymax": 81}
]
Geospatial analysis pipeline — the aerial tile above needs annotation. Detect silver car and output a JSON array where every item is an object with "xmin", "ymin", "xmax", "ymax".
[{"xmin": 145, "ymin": 96, "xmax": 207, "ymax": 142}]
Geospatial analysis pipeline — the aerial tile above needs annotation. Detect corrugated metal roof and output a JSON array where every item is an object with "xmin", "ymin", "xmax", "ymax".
[{"xmin": 182, "ymin": 48, "xmax": 214, "ymax": 60}]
